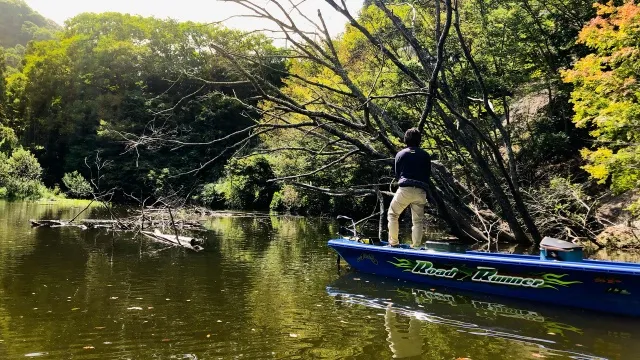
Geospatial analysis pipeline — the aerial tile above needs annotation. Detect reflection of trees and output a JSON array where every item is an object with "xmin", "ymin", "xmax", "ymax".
[
  {"xmin": 205, "ymin": 216, "xmax": 275, "ymax": 263},
  {"xmin": 0, "ymin": 202, "xmax": 232, "ymax": 358},
  {"xmin": 589, "ymin": 249, "xmax": 640, "ymax": 263},
  {"xmin": 0, "ymin": 201, "xmax": 97, "ymax": 266},
  {"xmin": 385, "ymin": 305, "xmax": 423, "ymax": 358},
  {"xmin": 229, "ymin": 215, "xmax": 377, "ymax": 358},
  {"xmin": 417, "ymin": 322, "xmax": 536, "ymax": 360},
  {"xmin": 0, "ymin": 201, "xmax": 92, "ymax": 358},
  {"xmin": 330, "ymin": 271, "xmax": 639, "ymax": 359},
  {"xmin": 205, "ymin": 215, "xmax": 335, "ymax": 264},
  {"xmin": 0, "ymin": 206, "xmax": 636, "ymax": 359}
]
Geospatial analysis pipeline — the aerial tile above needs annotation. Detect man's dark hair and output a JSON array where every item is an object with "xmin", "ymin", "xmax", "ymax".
[{"xmin": 404, "ymin": 128, "xmax": 421, "ymax": 147}]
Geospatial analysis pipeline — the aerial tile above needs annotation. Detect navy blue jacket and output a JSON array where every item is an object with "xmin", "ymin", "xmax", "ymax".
[{"xmin": 395, "ymin": 147, "xmax": 431, "ymax": 191}]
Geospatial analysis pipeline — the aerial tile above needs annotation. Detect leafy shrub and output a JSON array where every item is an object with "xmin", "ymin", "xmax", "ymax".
[
  {"xmin": 62, "ymin": 171, "xmax": 92, "ymax": 197},
  {"xmin": 39, "ymin": 184, "xmax": 65, "ymax": 201},
  {"xmin": 627, "ymin": 199, "xmax": 640, "ymax": 219},
  {"xmin": 270, "ymin": 185, "xmax": 302, "ymax": 213},
  {"xmin": 0, "ymin": 152, "xmax": 9, "ymax": 185},
  {"xmin": 526, "ymin": 177, "xmax": 603, "ymax": 240},
  {"xmin": 197, "ymin": 183, "xmax": 219, "ymax": 206},
  {"xmin": 0, "ymin": 148, "xmax": 47, "ymax": 200},
  {"xmin": 7, "ymin": 148, "xmax": 42, "ymax": 181},
  {"xmin": 212, "ymin": 156, "xmax": 277, "ymax": 210},
  {"xmin": 5, "ymin": 179, "xmax": 46, "ymax": 200},
  {"xmin": 146, "ymin": 168, "xmax": 171, "ymax": 196},
  {"xmin": 0, "ymin": 125, "xmax": 18, "ymax": 153}
]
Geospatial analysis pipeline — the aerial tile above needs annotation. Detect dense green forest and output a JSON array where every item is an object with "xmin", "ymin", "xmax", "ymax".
[{"xmin": 1, "ymin": 0, "xmax": 639, "ymax": 247}]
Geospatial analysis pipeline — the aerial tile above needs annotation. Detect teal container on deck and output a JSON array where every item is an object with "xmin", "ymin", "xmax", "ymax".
[{"xmin": 539, "ymin": 237, "xmax": 583, "ymax": 262}]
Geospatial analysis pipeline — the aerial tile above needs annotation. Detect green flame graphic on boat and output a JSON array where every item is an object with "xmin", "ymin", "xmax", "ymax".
[
  {"xmin": 537, "ymin": 273, "xmax": 582, "ymax": 290},
  {"xmin": 388, "ymin": 258, "xmax": 414, "ymax": 269}
]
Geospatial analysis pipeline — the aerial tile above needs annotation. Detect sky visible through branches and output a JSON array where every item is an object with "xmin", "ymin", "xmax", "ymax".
[{"xmin": 26, "ymin": 0, "xmax": 364, "ymax": 43}]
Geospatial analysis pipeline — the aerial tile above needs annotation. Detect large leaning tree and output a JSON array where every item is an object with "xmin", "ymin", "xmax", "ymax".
[{"xmin": 128, "ymin": 0, "xmax": 595, "ymax": 244}]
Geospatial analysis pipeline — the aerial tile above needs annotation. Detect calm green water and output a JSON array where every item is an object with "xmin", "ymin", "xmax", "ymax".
[{"xmin": 0, "ymin": 201, "xmax": 639, "ymax": 359}]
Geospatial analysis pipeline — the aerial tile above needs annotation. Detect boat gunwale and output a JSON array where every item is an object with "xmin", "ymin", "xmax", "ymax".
[
  {"xmin": 328, "ymin": 238, "xmax": 640, "ymax": 275},
  {"xmin": 465, "ymin": 250, "xmax": 640, "ymax": 268}
]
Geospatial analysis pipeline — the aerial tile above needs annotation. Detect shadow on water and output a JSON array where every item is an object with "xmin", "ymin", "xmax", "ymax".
[{"xmin": 327, "ymin": 272, "xmax": 640, "ymax": 359}]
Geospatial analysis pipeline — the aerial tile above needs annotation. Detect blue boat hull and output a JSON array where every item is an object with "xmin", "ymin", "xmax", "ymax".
[{"xmin": 328, "ymin": 239, "xmax": 640, "ymax": 316}]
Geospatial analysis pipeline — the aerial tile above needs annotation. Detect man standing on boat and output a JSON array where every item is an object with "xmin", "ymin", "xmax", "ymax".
[{"xmin": 387, "ymin": 128, "xmax": 431, "ymax": 249}]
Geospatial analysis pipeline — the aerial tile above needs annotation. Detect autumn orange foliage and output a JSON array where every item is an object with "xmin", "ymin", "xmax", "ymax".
[{"xmin": 562, "ymin": 1, "xmax": 640, "ymax": 201}]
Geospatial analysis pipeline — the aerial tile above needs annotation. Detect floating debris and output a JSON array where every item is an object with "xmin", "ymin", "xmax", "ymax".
[
  {"xmin": 31, "ymin": 215, "xmax": 206, "ymax": 252},
  {"xmin": 25, "ymin": 353, "xmax": 48, "ymax": 357},
  {"xmin": 141, "ymin": 230, "xmax": 204, "ymax": 252},
  {"xmin": 30, "ymin": 218, "xmax": 205, "ymax": 231}
]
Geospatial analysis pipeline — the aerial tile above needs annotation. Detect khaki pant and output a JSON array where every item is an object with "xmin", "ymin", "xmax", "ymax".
[{"xmin": 387, "ymin": 186, "xmax": 427, "ymax": 248}]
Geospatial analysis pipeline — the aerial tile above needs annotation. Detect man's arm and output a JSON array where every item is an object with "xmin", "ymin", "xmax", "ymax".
[{"xmin": 394, "ymin": 152, "xmax": 401, "ymax": 180}]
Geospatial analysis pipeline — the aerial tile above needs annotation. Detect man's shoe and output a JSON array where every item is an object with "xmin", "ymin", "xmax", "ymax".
[{"xmin": 385, "ymin": 244, "xmax": 400, "ymax": 248}]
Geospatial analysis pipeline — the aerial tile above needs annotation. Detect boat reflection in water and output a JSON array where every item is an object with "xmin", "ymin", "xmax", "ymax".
[{"xmin": 327, "ymin": 272, "xmax": 640, "ymax": 359}]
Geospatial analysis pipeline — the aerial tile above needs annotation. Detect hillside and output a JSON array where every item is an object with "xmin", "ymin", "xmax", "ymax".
[{"xmin": 0, "ymin": 0, "xmax": 60, "ymax": 47}]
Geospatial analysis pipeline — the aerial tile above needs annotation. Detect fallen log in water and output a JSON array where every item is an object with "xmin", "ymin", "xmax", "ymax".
[
  {"xmin": 30, "ymin": 219, "xmax": 89, "ymax": 229},
  {"xmin": 31, "ymin": 220, "xmax": 205, "ymax": 252},
  {"xmin": 30, "ymin": 218, "xmax": 205, "ymax": 231},
  {"xmin": 141, "ymin": 230, "xmax": 204, "ymax": 252},
  {"xmin": 30, "ymin": 219, "xmax": 131, "ymax": 230}
]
